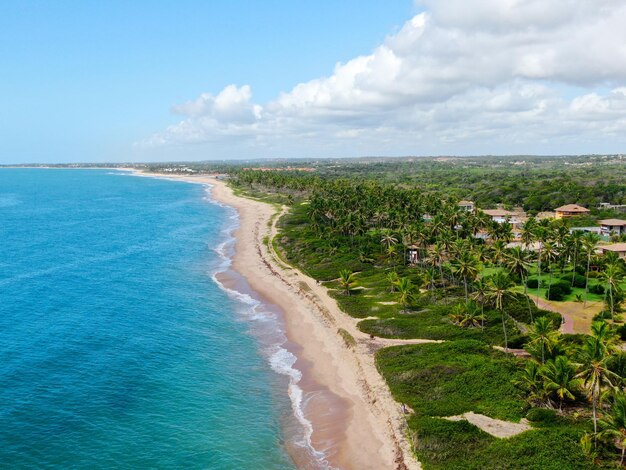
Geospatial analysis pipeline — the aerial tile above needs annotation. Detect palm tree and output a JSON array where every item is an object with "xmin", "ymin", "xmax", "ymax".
[
  {"xmin": 490, "ymin": 240, "xmax": 507, "ymax": 267},
  {"xmin": 397, "ymin": 277, "xmax": 416, "ymax": 308},
  {"xmin": 461, "ymin": 302, "xmax": 486, "ymax": 328},
  {"xmin": 424, "ymin": 267, "xmax": 437, "ymax": 300},
  {"xmin": 600, "ymin": 263, "xmax": 623, "ymax": 319},
  {"xmin": 515, "ymin": 360, "xmax": 545, "ymax": 405},
  {"xmin": 528, "ymin": 317, "xmax": 558, "ymax": 364},
  {"xmin": 577, "ymin": 334, "xmax": 619, "ymax": 435},
  {"xmin": 582, "ymin": 233, "xmax": 601, "ymax": 308},
  {"xmin": 338, "ymin": 269, "xmax": 355, "ymax": 296},
  {"xmin": 569, "ymin": 230, "xmax": 584, "ymax": 286},
  {"xmin": 387, "ymin": 271, "xmax": 400, "ymax": 292},
  {"xmin": 542, "ymin": 355, "xmax": 582, "ymax": 411},
  {"xmin": 533, "ymin": 221, "xmax": 551, "ymax": 302},
  {"xmin": 380, "ymin": 231, "xmax": 398, "ymax": 254},
  {"xmin": 430, "ymin": 242, "xmax": 446, "ymax": 287},
  {"xmin": 505, "ymin": 247, "xmax": 534, "ymax": 322},
  {"xmin": 590, "ymin": 320, "xmax": 620, "ymax": 357},
  {"xmin": 520, "ymin": 217, "xmax": 537, "ymax": 249},
  {"xmin": 452, "ymin": 250, "xmax": 480, "ymax": 303},
  {"xmin": 542, "ymin": 241, "xmax": 557, "ymax": 300},
  {"xmin": 471, "ymin": 278, "xmax": 489, "ymax": 330},
  {"xmin": 449, "ymin": 302, "xmax": 485, "ymax": 328},
  {"xmin": 599, "ymin": 392, "xmax": 626, "ymax": 465},
  {"xmin": 486, "ymin": 271, "xmax": 515, "ymax": 351}
]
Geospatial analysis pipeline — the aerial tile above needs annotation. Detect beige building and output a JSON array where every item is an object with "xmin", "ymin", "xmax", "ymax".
[
  {"xmin": 458, "ymin": 200, "xmax": 475, "ymax": 212},
  {"xmin": 554, "ymin": 204, "xmax": 590, "ymax": 219},
  {"xmin": 599, "ymin": 219, "xmax": 626, "ymax": 236},
  {"xmin": 600, "ymin": 243, "xmax": 626, "ymax": 259}
]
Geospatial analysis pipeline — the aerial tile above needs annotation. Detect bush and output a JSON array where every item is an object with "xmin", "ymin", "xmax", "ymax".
[
  {"xmin": 539, "ymin": 310, "xmax": 563, "ymax": 329},
  {"xmin": 574, "ymin": 265, "xmax": 587, "ymax": 276},
  {"xmin": 589, "ymin": 283, "xmax": 605, "ymax": 295},
  {"xmin": 546, "ymin": 281, "xmax": 572, "ymax": 301},
  {"xmin": 560, "ymin": 273, "xmax": 586, "ymax": 288},
  {"xmin": 616, "ymin": 323, "xmax": 626, "ymax": 341},
  {"xmin": 526, "ymin": 407, "xmax": 558, "ymax": 424},
  {"xmin": 593, "ymin": 310, "xmax": 612, "ymax": 321},
  {"xmin": 526, "ymin": 278, "xmax": 540, "ymax": 289}
]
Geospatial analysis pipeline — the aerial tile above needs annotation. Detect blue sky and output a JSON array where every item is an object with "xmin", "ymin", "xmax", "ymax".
[
  {"xmin": 0, "ymin": 1, "xmax": 415, "ymax": 163},
  {"xmin": 1, "ymin": 1, "xmax": 625, "ymax": 163}
]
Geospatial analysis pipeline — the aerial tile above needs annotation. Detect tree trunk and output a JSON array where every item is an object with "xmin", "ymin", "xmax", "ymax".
[
  {"xmin": 571, "ymin": 247, "xmax": 578, "ymax": 287},
  {"xmin": 537, "ymin": 247, "xmax": 543, "ymax": 303},
  {"xmin": 547, "ymin": 269, "xmax": 553, "ymax": 300},
  {"xmin": 523, "ymin": 275, "xmax": 534, "ymax": 323},
  {"xmin": 501, "ymin": 309, "xmax": 509, "ymax": 352},
  {"xmin": 481, "ymin": 303, "xmax": 485, "ymax": 331},
  {"xmin": 464, "ymin": 276, "xmax": 468, "ymax": 303},
  {"xmin": 592, "ymin": 388, "xmax": 598, "ymax": 436},
  {"xmin": 584, "ymin": 254, "xmax": 591, "ymax": 308}
]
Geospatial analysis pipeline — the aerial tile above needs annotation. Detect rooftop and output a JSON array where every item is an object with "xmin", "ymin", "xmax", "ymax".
[
  {"xmin": 554, "ymin": 204, "xmax": 589, "ymax": 213},
  {"xmin": 482, "ymin": 209, "xmax": 516, "ymax": 217},
  {"xmin": 599, "ymin": 219, "xmax": 626, "ymax": 226},
  {"xmin": 601, "ymin": 243, "xmax": 626, "ymax": 252}
]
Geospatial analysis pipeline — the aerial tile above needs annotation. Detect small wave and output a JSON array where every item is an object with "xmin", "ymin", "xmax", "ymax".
[
  {"xmin": 213, "ymin": 273, "xmax": 330, "ymax": 467},
  {"xmin": 0, "ymin": 243, "xmax": 153, "ymax": 287},
  {"xmin": 0, "ymin": 194, "xmax": 20, "ymax": 208},
  {"xmin": 206, "ymin": 191, "xmax": 331, "ymax": 469}
]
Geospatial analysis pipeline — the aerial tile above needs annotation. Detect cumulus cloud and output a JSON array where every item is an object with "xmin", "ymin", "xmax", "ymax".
[{"xmin": 140, "ymin": 0, "xmax": 626, "ymax": 155}]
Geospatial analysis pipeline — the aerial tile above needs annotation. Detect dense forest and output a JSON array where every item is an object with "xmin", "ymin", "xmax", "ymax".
[{"xmin": 142, "ymin": 154, "xmax": 626, "ymax": 215}]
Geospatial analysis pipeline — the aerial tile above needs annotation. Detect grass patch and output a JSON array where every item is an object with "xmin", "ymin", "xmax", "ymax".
[
  {"xmin": 377, "ymin": 341, "xmax": 594, "ymax": 469},
  {"xmin": 337, "ymin": 328, "xmax": 356, "ymax": 348},
  {"xmin": 377, "ymin": 340, "xmax": 526, "ymax": 420}
]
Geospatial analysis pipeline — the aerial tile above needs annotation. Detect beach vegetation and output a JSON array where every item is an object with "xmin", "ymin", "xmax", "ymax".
[{"xmin": 221, "ymin": 157, "xmax": 626, "ymax": 468}]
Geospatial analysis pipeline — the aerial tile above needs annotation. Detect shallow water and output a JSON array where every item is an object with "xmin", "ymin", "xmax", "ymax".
[{"xmin": 0, "ymin": 169, "xmax": 300, "ymax": 469}]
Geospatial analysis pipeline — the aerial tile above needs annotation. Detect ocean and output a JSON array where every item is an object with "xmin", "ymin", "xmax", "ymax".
[{"xmin": 0, "ymin": 169, "xmax": 306, "ymax": 469}]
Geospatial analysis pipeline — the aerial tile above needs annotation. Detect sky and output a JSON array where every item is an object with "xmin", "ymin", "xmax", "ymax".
[{"xmin": 1, "ymin": 0, "xmax": 625, "ymax": 163}]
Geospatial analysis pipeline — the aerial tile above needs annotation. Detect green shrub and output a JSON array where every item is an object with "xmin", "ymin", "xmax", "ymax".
[
  {"xmin": 593, "ymin": 310, "xmax": 613, "ymax": 321},
  {"xmin": 540, "ymin": 310, "xmax": 563, "ymax": 328},
  {"xmin": 589, "ymin": 283, "xmax": 605, "ymax": 295},
  {"xmin": 560, "ymin": 273, "xmax": 586, "ymax": 288},
  {"xmin": 546, "ymin": 281, "xmax": 572, "ymax": 301},
  {"xmin": 526, "ymin": 407, "xmax": 558, "ymax": 424},
  {"xmin": 616, "ymin": 323, "xmax": 626, "ymax": 341},
  {"xmin": 526, "ymin": 278, "xmax": 540, "ymax": 289}
]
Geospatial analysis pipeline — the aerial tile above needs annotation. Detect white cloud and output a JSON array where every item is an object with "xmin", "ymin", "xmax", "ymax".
[{"xmin": 140, "ymin": 0, "xmax": 626, "ymax": 156}]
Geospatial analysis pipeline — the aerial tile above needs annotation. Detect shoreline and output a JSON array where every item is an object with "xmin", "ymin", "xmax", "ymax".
[{"xmin": 131, "ymin": 171, "xmax": 420, "ymax": 470}]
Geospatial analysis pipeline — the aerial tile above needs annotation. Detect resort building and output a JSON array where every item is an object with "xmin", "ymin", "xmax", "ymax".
[
  {"xmin": 458, "ymin": 200, "xmax": 475, "ymax": 212},
  {"xmin": 407, "ymin": 245, "xmax": 420, "ymax": 264},
  {"xmin": 599, "ymin": 219, "xmax": 626, "ymax": 236},
  {"xmin": 600, "ymin": 243, "xmax": 626, "ymax": 259},
  {"xmin": 554, "ymin": 204, "xmax": 590, "ymax": 219},
  {"xmin": 570, "ymin": 227, "xmax": 602, "ymax": 235},
  {"xmin": 482, "ymin": 209, "xmax": 519, "ymax": 224},
  {"xmin": 598, "ymin": 202, "xmax": 626, "ymax": 213}
]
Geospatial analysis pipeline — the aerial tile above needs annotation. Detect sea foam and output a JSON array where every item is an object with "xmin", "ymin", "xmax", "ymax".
[{"xmin": 205, "ymin": 186, "xmax": 332, "ymax": 469}]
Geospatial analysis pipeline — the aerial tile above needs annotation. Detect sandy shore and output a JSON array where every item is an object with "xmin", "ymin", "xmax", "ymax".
[{"xmin": 132, "ymin": 171, "xmax": 421, "ymax": 470}]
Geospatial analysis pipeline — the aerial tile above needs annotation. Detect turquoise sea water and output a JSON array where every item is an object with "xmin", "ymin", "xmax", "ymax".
[{"xmin": 0, "ymin": 169, "xmax": 300, "ymax": 469}]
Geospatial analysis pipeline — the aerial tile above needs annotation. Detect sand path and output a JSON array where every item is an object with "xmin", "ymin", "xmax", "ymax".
[{"xmin": 443, "ymin": 412, "xmax": 531, "ymax": 438}]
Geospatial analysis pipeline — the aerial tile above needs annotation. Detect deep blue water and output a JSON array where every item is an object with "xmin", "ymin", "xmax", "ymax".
[{"xmin": 0, "ymin": 169, "xmax": 296, "ymax": 469}]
